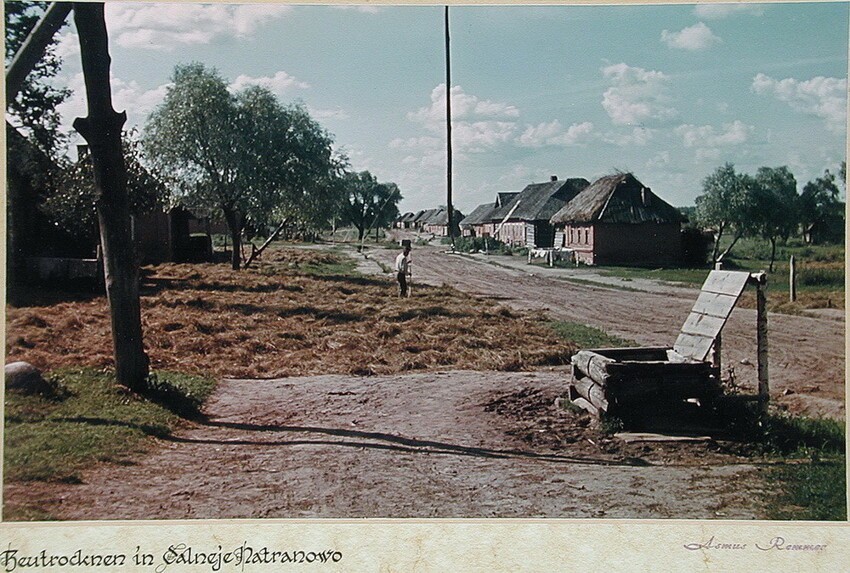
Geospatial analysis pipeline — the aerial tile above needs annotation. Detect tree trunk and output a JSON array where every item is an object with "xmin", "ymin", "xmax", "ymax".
[
  {"xmin": 717, "ymin": 229, "xmax": 743, "ymax": 262},
  {"xmin": 222, "ymin": 206, "xmax": 242, "ymax": 270},
  {"xmin": 710, "ymin": 224, "xmax": 725, "ymax": 264},
  {"xmin": 769, "ymin": 236, "xmax": 777, "ymax": 273},
  {"xmin": 72, "ymin": 2, "xmax": 149, "ymax": 391}
]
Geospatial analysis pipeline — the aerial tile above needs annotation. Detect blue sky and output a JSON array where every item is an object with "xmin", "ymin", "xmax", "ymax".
[{"xmin": 50, "ymin": 2, "xmax": 848, "ymax": 213}]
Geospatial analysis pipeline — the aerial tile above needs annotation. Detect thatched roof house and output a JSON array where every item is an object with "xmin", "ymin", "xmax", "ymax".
[
  {"xmin": 550, "ymin": 172, "xmax": 684, "ymax": 266},
  {"xmin": 495, "ymin": 176, "xmax": 590, "ymax": 247}
]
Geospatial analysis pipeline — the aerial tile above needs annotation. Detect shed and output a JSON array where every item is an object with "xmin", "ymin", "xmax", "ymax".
[{"xmin": 550, "ymin": 172, "xmax": 684, "ymax": 266}]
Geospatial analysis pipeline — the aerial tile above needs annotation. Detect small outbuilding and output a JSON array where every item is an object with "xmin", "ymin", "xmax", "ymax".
[{"xmin": 550, "ymin": 172, "xmax": 684, "ymax": 266}]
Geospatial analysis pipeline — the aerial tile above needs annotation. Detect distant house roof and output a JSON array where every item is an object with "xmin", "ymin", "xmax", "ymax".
[
  {"xmin": 399, "ymin": 212, "xmax": 418, "ymax": 223},
  {"xmin": 496, "ymin": 192, "xmax": 518, "ymax": 208},
  {"xmin": 460, "ymin": 203, "xmax": 497, "ymax": 227},
  {"xmin": 550, "ymin": 173, "xmax": 684, "ymax": 225},
  {"xmin": 497, "ymin": 178, "xmax": 590, "ymax": 222},
  {"xmin": 412, "ymin": 209, "xmax": 432, "ymax": 223}
]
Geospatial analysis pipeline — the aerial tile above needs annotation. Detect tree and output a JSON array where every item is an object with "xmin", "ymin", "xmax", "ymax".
[
  {"xmin": 41, "ymin": 131, "xmax": 168, "ymax": 243},
  {"xmin": 695, "ymin": 163, "xmax": 760, "ymax": 264},
  {"xmin": 72, "ymin": 2, "xmax": 149, "ymax": 391},
  {"xmin": 5, "ymin": 1, "xmax": 71, "ymax": 158},
  {"xmin": 800, "ymin": 167, "xmax": 844, "ymax": 244},
  {"xmin": 144, "ymin": 64, "xmax": 339, "ymax": 269},
  {"xmin": 339, "ymin": 171, "xmax": 402, "ymax": 247},
  {"xmin": 753, "ymin": 166, "xmax": 799, "ymax": 272}
]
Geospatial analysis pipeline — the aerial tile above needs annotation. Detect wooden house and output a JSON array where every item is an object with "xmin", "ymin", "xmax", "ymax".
[
  {"xmin": 550, "ymin": 173, "xmax": 684, "ymax": 266},
  {"xmin": 494, "ymin": 176, "xmax": 590, "ymax": 247},
  {"xmin": 459, "ymin": 193, "xmax": 519, "ymax": 239},
  {"xmin": 419, "ymin": 207, "xmax": 464, "ymax": 237}
]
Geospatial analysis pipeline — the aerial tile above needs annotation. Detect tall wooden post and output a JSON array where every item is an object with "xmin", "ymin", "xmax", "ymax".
[
  {"xmin": 789, "ymin": 255, "xmax": 797, "ymax": 302},
  {"xmin": 72, "ymin": 3, "xmax": 149, "ymax": 390},
  {"xmin": 748, "ymin": 271, "xmax": 770, "ymax": 413},
  {"xmin": 444, "ymin": 6, "xmax": 455, "ymax": 250}
]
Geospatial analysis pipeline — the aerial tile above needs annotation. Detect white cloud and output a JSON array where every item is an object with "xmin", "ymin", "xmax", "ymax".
[
  {"xmin": 517, "ymin": 120, "xmax": 594, "ymax": 147},
  {"xmin": 646, "ymin": 151, "xmax": 671, "ymax": 169},
  {"xmin": 661, "ymin": 22, "xmax": 721, "ymax": 51},
  {"xmin": 408, "ymin": 84, "xmax": 520, "ymax": 131},
  {"xmin": 229, "ymin": 71, "xmax": 310, "ymax": 96},
  {"xmin": 105, "ymin": 3, "xmax": 293, "ymax": 50},
  {"xmin": 55, "ymin": 73, "xmax": 171, "ymax": 132},
  {"xmin": 675, "ymin": 120, "xmax": 753, "ymax": 148},
  {"xmin": 751, "ymin": 73, "xmax": 847, "ymax": 131},
  {"xmin": 308, "ymin": 107, "xmax": 351, "ymax": 121},
  {"xmin": 600, "ymin": 63, "xmax": 677, "ymax": 126},
  {"xmin": 602, "ymin": 127, "xmax": 654, "ymax": 146},
  {"xmin": 55, "ymin": 32, "xmax": 81, "ymax": 59},
  {"xmin": 693, "ymin": 4, "xmax": 764, "ymax": 20}
]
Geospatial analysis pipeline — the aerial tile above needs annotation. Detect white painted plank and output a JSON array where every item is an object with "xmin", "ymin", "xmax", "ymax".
[
  {"xmin": 673, "ymin": 332, "xmax": 715, "ymax": 362},
  {"xmin": 691, "ymin": 291, "xmax": 740, "ymax": 319},
  {"xmin": 680, "ymin": 312, "xmax": 727, "ymax": 339},
  {"xmin": 701, "ymin": 270, "xmax": 750, "ymax": 297}
]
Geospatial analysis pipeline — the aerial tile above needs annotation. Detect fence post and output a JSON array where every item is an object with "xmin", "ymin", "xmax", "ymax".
[{"xmin": 789, "ymin": 255, "xmax": 797, "ymax": 302}]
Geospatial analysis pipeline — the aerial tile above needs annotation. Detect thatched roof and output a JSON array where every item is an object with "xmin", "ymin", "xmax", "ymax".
[
  {"xmin": 413, "ymin": 209, "xmax": 438, "ymax": 223},
  {"xmin": 398, "ymin": 212, "xmax": 418, "ymax": 223},
  {"xmin": 460, "ymin": 203, "xmax": 497, "ymax": 227},
  {"xmin": 550, "ymin": 173, "xmax": 684, "ymax": 225},
  {"xmin": 498, "ymin": 178, "xmax": 590, "ymax": 222}
]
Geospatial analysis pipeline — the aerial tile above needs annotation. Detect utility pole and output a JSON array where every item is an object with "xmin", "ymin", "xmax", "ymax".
[{"xmin": 444, "ymin": 6, "xmax": 455, "ymax": 250}]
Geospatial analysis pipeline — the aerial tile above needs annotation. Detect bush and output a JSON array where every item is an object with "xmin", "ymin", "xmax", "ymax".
[{"xmin": 799, "ymin": 267, "xmax": 845, "ymax": 288}]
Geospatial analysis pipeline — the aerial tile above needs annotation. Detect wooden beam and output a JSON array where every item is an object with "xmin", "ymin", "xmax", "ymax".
[{"xmin": 756, "ymin": 280, "xmax": 769, "ymax": 412}]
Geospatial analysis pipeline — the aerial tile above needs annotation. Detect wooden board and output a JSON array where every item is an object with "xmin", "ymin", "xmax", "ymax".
[
  {"xmin": 700, "ymin": 270, "xmax": 751, "ymax": 296},
  {"xmin": 673, "ymin": 270, "xmax": 750, "ymax": 362}
]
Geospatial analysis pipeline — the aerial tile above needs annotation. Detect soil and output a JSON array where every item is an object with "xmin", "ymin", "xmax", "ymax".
[{"xmin": 4, "ymin": 241, "xmax": 843, "ymax": 520}]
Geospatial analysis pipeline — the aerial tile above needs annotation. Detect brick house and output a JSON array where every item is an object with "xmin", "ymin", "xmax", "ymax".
[{"xmin": 550, "ymin": 173, "xmax": 684, "ymax": 266}]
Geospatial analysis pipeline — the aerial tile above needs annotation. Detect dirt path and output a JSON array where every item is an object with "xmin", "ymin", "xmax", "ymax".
[
  {"xmin": 5, "ymin": 371, "xmax": 767, "ymax": 520},
  {"xmin": 367, "ymin": 243, "xmax": 845, "ymax": 421},
  {"xmin": 6, "ymin": 242, "xmax": 841, "ymax": 520}
]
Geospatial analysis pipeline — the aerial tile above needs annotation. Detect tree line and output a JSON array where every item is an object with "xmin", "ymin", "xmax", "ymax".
[
  {"xmin": 695, "ymin": 162, "xmax": 845, "ymax": 271},
  {"xmin": 8, "ymin": 6, "xmax": 402, "ymax": 271}
]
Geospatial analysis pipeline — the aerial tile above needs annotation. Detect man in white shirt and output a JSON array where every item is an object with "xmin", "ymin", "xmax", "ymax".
[{"xmin": 395, "ymin": 245, "xmax": 412, "ymax": 297}]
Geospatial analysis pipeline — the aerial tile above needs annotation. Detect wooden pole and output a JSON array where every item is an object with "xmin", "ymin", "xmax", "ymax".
[
  {"xmin": 444, "ymin": 6, "xmax": 455, "ymax": 250},
  {"xmin": 789, "ymin": 255, "xmax": 797, "ymax": 302},
  {"xmin": 713, "ymin": 260, "xmax": 723, "ymax": 370},
  {"xmin": 756, "ymin": 281, "xmax": 769, "ymax": 412},
  {"xmin": 72, "ymin": 2, "xmax": 149, "ymax": 390}
]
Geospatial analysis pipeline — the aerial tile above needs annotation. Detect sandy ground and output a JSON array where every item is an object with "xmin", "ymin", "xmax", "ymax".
[
  {"xmin": 7, "ymin": 240, "xmax": 837, "ymax": 520},
  {"xmin": 4, "ymin": 370, "xmax": 769, "ymax": 520}
]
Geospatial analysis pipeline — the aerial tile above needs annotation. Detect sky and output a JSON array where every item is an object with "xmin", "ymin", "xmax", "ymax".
[{"xmin": 45, "ymin": 2, "xmax": 849, "ymax": 214}]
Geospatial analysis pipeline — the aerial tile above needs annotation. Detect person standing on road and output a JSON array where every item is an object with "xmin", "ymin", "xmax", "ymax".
[{"xmin": 395, "ymin": 245, "xmax": 412, "ymax": 297}]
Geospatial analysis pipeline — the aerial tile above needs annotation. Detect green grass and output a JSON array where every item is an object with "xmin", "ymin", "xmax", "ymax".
[
  {"xmin": 4, "ymin": 368, "xmax": 217, "ymax": 485},
  {"xmin": 768, "ymin": 459, "xmax": 846, "ymax": 521},
  {"xmin": 593, "ymin": 266, "xmax": 710, "ymax": 286},
  {"xmin": 547, "ymin": 320, "xmax": 636, "ymax": 349},
  {"xmin": 719, "ymin": 402, "xmax": 846, "ymax": 520}
]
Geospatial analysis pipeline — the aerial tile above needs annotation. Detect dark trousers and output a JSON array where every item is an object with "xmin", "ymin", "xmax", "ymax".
[{"xmin": 397, "ymin": 272, "xmax": 408, "ymax": 297}]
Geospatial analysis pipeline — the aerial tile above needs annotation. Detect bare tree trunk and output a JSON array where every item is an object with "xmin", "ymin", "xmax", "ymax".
[
  {"xmin": 72, "ymin": 2, "xmax": 148, "ymax": 390},
  {"xmin": 222, "ymin": 206, "xmax": 242, "ymax": 270},
  {"xmin": 768, "ymin": 237, "xmax": 777, "ymax": 273}
]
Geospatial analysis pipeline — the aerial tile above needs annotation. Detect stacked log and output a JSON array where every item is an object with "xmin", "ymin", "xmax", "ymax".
[{"xmin": 567, "ymin": 348, "xmax": 721, "ymax": 418}]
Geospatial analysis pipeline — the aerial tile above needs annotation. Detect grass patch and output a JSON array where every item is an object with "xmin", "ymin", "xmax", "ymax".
[
  {"xmin": 718, "ymin": 402, "xmax": 846, "ymax": 520},
  {"xmin": 4, "ymin": 368, "xmax": 217, "ymax": 485},
  {"xmin": 547, "ymin": 320, "xmax": 636, "ymax": 349},
  {"xmin": 593, "ymin": 266, "xmax": 710, "ymax": 287},
  {"xmin": 767, "ymin": 459, "xmax": 846, "ymax": 521}
]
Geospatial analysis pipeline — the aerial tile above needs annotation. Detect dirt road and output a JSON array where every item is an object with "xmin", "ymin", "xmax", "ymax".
[
  {"xmin": 5, "ymin": 371, "xmax": 768, "ymax": 520},
  {"xmin": 367, "ymin": 243, "xmax": 845, "ymax": 421},
  {"xmin": 6, "ymin": 243, "xmax": 841, "ymax": 520}
]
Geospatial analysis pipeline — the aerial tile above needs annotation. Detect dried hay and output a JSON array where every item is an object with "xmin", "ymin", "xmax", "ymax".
[{"xmin": 6, "ymin": 249, "xmax": 576, "ymax": 379}]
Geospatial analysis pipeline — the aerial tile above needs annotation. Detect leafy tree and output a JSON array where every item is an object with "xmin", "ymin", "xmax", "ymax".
[
  {"xmin": 5, "ymin": 1, "xmax": 71, "ymax": 158},
  {"xmin": 340, "ymin": 171, "xmax": 402, "ymax": 245},
  {"xmin": 695, "ymin": 163, "xmax": 760, "ymax": 264},
  {"xmin": 752, "ymin": 166, "xmax": 799, "ymax": 271},
  {"xmin": 40, "ymin": 131, "xmax": 168, "ymax": 243},
  {"xmin": 144, "ymin": 63, "xmax": 339, "ymax": 269},
  {"xmin": 800, "ymin": 167, "xmax": 844, "ymax": 244}
]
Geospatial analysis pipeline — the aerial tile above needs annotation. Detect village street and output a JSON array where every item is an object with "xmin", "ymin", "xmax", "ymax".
[
  {"xmin": 7, "ymin": 241, "xmax": 843, "ymax": 521},
  {"xmin": 365, "ymin": 242, "xmax": 845, "ymax": 422}
]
